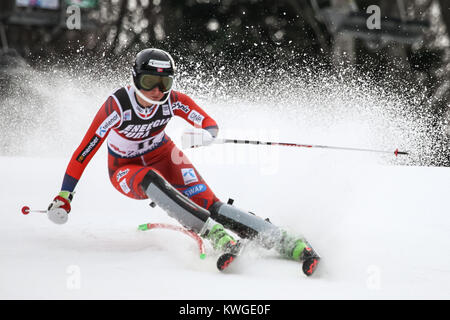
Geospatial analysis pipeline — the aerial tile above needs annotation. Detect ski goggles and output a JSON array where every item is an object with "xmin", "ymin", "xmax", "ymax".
[{"xmin": 138, "ymin": 74, "xmax": 173, "ymax": 92}]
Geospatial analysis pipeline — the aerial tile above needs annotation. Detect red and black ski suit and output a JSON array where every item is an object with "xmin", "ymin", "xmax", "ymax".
[{"xmin": 61, "ymin": 85, "xmax": 219, "ymax": 210}]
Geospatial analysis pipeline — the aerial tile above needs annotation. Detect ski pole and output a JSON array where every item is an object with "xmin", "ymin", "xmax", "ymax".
[
  {"xmin": 194, "ymin": 138, "xmax": 408, "ymax": 157},
  {"xmin": 21, "ymin": 206, "xmax": 47, "ymax": 215},
  {"xmin": 138, "ymin": 222, "xmax": 206, "ymax": 259}
]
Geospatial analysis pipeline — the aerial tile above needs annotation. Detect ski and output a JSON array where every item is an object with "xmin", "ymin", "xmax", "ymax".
[
  {"xmin": 138, "ymin": 222, "xmax": 207, "ymax": 260},
  {"xmin": 216, "ymin": 238, "xmax": 321, "ymax": 276},
  {"xmin": 300, "ymin": 239, "xmax": 321, "ymax": 276},
  {"xmin": 216, "ymin": 240, "xmax": 244, "ymax": 271}
]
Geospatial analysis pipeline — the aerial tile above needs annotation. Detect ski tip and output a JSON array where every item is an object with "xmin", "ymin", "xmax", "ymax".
[
  {"xmin": 200, "ymin": 253, "xmax": 206, "ymax": 260},
  {"xmin": 137, "ymin": 224, "xmax": 149, "ymax": 231},
  {"xmin": 302, "ymin": 257, "xmax": 320, "ymax": 277},
  {"xmin": 217, "ymin": 253, "xmax": 236, "ymax": 271}
]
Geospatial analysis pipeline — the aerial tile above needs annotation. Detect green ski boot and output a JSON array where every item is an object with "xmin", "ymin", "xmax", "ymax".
[
  {"xmin": 206, "ymin": 223, "xmax": 237, "ymax": 251},
  {"xmin": 201, "ymin": 219, "xmax": 242, "ymax": 271},
  {"xmin": 277, "ymin": 231, "xmax": 320, "ymax": 276}
]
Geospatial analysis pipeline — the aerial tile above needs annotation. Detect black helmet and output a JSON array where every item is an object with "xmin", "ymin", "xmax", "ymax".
[{"xmin": 131, "ymin": 48, "xmax": 176, "ymax": 105}]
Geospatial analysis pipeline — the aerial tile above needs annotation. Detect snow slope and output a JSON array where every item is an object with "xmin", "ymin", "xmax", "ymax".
[
  {"xmin": 1, "ymin": 145, "xmax": 449, "ymax": 299},
  {"xmin": 1, "ymin": 64, "xmax": 449, "ymax": 299}
]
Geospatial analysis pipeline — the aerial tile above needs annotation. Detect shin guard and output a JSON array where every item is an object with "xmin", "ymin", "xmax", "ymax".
[
  {"xmin": 140, "ymin": 170, "xmax": 210, "ymax": 234},
  {"xmin": 208, "ymin": 201, "xmax": 284, "ymax": 249}
]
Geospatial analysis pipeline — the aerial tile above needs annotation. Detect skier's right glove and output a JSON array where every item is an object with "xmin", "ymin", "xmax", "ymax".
[
  {"xmin": 47, "ymin": 191, "xmax": 74, "ymax": 225},
  {"xmin": 181, "ymin": 127, "xmax": 216, "ymax": 149}
]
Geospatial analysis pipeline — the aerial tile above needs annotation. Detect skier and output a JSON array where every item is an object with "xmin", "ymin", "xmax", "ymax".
[{"xmin": 47, "ymin": 48, "xmax": 319, "ymax": 275}]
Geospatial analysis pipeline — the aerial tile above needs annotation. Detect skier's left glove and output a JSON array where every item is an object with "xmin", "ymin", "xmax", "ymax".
[{"xmin": 47, "ymin": 191, "xmax": 74, "ymax": 225}]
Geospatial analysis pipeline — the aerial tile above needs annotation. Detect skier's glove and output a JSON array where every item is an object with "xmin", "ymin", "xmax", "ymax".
[
  {"xmin": 181, "ymin": 128, "xmax": 215, "ymax": 149},
  {"xmin": 47, "ymin": 191, "xmax": 74, "ymax": 225},
  {"xmin": 201, "ymin": 129, "xmax": 215, "ymax": 146}
]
